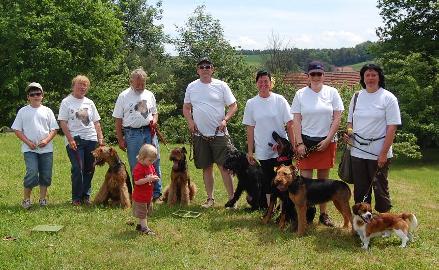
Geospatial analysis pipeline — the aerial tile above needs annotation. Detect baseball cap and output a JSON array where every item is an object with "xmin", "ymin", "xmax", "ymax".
[
  {"xmin": 197, "ymin": 57, "xmax": 213, "ymax": 66},
  {"xmin": 307, "ymin": 61, "xmax": 325, "ymax": 74},
  {"xmin": 26, "ymin": 82, "xmax": 43, "ymax": 93}
]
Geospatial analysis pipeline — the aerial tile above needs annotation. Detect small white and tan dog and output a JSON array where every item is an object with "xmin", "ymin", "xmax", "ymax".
[{"xmin": 352, "ymin": 202, "xmax": 418, "ymax": 249}]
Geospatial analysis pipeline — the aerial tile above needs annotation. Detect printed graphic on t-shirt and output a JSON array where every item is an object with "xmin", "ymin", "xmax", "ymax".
[
  {"xmin": 75, "ymin": 108, "xmax": 90, "ymax": 126},
  {"xmin": 133, "ymin": 100, "xmax": 150, "ymax": 118}
]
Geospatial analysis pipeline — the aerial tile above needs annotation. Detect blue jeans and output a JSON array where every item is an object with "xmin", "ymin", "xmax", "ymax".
[
  {"xmin": 124, "ymin": 127, "xmax": 162, "ymax": 198},
  {"xmin": 66, "ymin": 138, "xmax": 97, "ymax": 202},
  {"xmin": 23, "ymin": 152, "xmax": 53, "ymax": 188}
]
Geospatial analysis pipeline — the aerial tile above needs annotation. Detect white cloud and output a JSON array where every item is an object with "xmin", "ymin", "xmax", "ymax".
[{"xmin": 230, "ymin": 36, "xmax": 261, "ymax": 50}]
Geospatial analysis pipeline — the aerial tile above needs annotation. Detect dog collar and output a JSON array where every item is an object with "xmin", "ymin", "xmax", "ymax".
[{"xmin": 277, "ymin": 156, "xmax": 290, "ymax": 162}]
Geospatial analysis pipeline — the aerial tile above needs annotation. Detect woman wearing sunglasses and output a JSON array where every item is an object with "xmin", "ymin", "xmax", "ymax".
[{"xmin": 290, "ymin": 61, "xmax": 344, "ymax": 227}]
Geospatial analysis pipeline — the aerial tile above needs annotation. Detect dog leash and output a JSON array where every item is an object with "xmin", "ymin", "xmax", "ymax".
[{"xmin": 361, "ymin": 166, "xmax": 385, "ymax": 203}]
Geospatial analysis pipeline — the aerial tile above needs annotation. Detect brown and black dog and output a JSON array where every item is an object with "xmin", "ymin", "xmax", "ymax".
[
  {"xmin": 274, "ymin": 164, "xmax": 352, "ymax": 235},
  {"xmin": 162, "ymin": 147, "xmax": 196, "ymax": 206},
  {"xmin": 92, "ymin": 146, "xmax": 131, "ymax": 208}
]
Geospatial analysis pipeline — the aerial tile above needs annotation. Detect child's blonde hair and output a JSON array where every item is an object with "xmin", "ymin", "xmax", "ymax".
[{"xmin": 136, "ymin": 144, "xmax": 157, "ymax": 161}]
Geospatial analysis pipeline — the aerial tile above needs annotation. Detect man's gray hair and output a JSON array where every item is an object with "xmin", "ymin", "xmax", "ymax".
[{"xmin": 130, "ymin": 68, "xmax": 147, "ymax": 81}]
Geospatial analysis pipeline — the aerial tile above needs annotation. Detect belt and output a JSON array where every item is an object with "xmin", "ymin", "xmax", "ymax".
[{"xmin": 124, "ymin": 125, "xmax": 149, "ymax": 130}]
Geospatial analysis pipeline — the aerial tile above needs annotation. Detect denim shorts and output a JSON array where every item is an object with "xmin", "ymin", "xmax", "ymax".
[{"xmin": 23, "ymin": 152, "xmax": 53, "ymax": 188}]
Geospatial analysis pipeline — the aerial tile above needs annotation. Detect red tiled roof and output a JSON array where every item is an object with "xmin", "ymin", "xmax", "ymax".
[{"xmin": 283, "ymin": 71, "xmax": 360, "ymax": 89}]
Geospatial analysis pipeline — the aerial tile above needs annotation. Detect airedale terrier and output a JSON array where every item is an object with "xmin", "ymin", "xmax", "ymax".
[
  {"xmin": 162, "ymin": 147, "xmax": 196, "ymax": 206},
  {"xmin": 92, "ymin": 146, "xmax": 131, "ymax": 208},
  {"xmin": 274, "ymin": 164, "xmax": 352, "ymax": 235}
]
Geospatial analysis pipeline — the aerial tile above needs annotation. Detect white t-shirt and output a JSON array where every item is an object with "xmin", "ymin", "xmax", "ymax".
[
  {"xmin": 184, "ymin": 78, "xmax": 236, "ymax": 136},
  {"xmin": 243, "ymin": 93, "xmax": 293, "ymax": 160},
  {"xmin": 11, "ymin": 105, "xmax": 59, "ymax": 153},
  {"xmin": 58, "ymin": 94, "xmax": 101, "ymax": 144},
  {"xmin": 348, "ymin": 88, "xmax": 401, "ymax": 160},
  {"xmin": 112, "ymin": 87, "xmax": 157, "ymax": 128},
  {"xmin": 290, "ymin": 85, "xmax": 344, "ymax": 137}
]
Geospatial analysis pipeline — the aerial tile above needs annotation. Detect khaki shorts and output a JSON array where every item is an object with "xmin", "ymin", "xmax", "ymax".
[
  {"xmin": 132, "ymin": 201, "xmax": 148, "ymax": 219},
  {"xmin": 193, "ymin": 135, "xmax": 234, "ymax": 169}
]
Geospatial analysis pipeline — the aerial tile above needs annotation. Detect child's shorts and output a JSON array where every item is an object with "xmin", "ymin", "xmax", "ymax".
[
  {"xmin": 23, "ymin": 152, "xmax": 53, "ymax": 188},
  {"xmin": 132, "ymin": 201, "xmax": 148, "ymax": 219}
]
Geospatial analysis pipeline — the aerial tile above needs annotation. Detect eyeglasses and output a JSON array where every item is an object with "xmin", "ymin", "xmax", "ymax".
[
  {"xmin": 198, "ymin": 65, "xmax": 212, "ymax": 70},
  {"xmin": 309, "ymin": 72, "xmax": 323, "ymax": 77},
  {"xmin": 28, "ymin": 92, "xmax": 42, "ymax": 97}
]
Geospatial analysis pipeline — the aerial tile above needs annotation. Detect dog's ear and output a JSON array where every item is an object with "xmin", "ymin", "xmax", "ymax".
[
  {"xmin": 181, "ymin": 147, "xmax": 187, "ymax": 154},
  {"xmin": 352, "ymin": 204, "xmax": 359, "ymax": 215},
  {"xmin": 273, "ymin": 166, "xmax": 278, "ymax": 172}
]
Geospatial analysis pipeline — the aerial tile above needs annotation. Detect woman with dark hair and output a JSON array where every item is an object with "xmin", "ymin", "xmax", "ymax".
[
  {"xmin": 243, "ymin": 70, "xmax": 294, "ymax": 207},
  {"xmin": 290, "ymin": 61, "xmax": 344, "ymax": 227},
  {"xmin": 346, "ymin": 63, "xmax": 401, "ymax": 213}
]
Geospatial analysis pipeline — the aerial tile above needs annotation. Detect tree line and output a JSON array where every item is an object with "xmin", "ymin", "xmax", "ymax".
[{"xmin": 0, "ymin": 0, "xmax": 437, "ymax": 155}]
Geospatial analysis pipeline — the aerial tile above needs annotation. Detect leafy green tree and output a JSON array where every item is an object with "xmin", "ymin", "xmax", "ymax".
[
  {"xmin": 0, "ymin": 0, "xmax": 125, "ymax": 126},
  {"xmin": 376, "ymin": 0, "xmax": 439, "ymax": 56},
  {"xmin": 116, "ymin": 0, "xmax": 167, "ymax": 70}
]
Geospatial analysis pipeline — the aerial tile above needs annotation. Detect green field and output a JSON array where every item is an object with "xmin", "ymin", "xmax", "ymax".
[{"xmin": 0, "ymin": 133, "xmax": 438, "ymax": 269}]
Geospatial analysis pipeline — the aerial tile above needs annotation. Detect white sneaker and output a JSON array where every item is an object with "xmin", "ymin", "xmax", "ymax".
[
  {"xmin": 22, "ymin": 199, "xmax": 31, "ymax": 209},
  {"xmin": 201, "ymin": 198, "xmax": 215, "ymax": 208},
  {"xmin": 39, "ymin": 198, "xmax": 48, "ymax": 207}
]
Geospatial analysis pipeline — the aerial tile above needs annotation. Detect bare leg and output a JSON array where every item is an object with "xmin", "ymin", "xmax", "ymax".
[
  {"xmin": 218, "ymin": 165, "xmax": 234, "ymax": 200},
  {"xmin": 24, "ymin": 188, "xmax": 32, "ymax": 200},
  {"xmin": 39, "ymin": 186, "xmax": 48, "ymax": 200},
  {"xmin": 203, "ymin": 165, "xmax": 214, "ymax": 199}
]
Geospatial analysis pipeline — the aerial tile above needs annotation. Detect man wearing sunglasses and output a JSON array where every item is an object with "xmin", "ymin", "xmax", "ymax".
[{"xmin": 183, "ymin": 57, "xmax": 238, "ymax": 208}]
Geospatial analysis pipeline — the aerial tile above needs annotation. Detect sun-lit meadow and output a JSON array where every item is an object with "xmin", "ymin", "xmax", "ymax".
[{"xmin": 0, "ymin": 133, "xmax": 438, "ymax": 270}]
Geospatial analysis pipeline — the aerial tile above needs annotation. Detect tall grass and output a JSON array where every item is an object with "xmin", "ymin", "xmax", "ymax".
[{"xmin": 0, "ymin": 133, "xmax": 438, "ymax": 269}]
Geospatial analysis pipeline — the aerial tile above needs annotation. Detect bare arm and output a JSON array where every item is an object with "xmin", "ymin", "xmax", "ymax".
[
  {"xmin": 135, "ymin": 174, "xmax": 159, "ymax": 185},
  {"xmin": 378, "ymin": 125, "xmax": 398, "ymax": 167},
  {"xmin": 286, "ymin": 120, "xmax": 295, "ymax": 148},
  {"xmin": 38, "ymin": 129, "xmax": 58, "ymax": 148},
  {"xmin": 317, "ymin": 110, "xmax": 342, "ymax": 151},
  {"xmin": 292, "ymin": 113, "xmax": 305, "ymax": 155},
  {"xmin": 59, "ymin": 120, "xmax": 76, "ymax": 150},
  {"xmin": 94, "ymin": 121, "xmax": 104, "ymax": 146},
  {"xmin": 183, "ymin": 103, "xmax": 197, "ymax": 133},
  {"xmin": 14, "ymin": 130, "xmax": 36, "ymax": 150},
  {"xmin": 115, "ymin": 118, "xmax": 126, "ymax": 151},
  {"xmin": 246, "ymin": 125, "xmax": 256, "ymax": 165},
  {"xmin": 219, "ymin": 102, "xmax": 238, "ymax": 132}
]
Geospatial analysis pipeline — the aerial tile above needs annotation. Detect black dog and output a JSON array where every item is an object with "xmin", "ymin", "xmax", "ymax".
[{"xmin": 223, "ymin": 150, "xmax": 266, "ymax": 210}]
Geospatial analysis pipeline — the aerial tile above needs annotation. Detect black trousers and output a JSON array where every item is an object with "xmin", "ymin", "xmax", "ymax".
[{"xmin": 351, "ymin": 156, "xmax": 392, "ymax": 212}]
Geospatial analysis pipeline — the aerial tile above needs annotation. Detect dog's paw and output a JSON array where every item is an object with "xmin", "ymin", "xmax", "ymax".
[{"xmin": 224, "ymin": 200, "xmax": 234, "ymax": 208}]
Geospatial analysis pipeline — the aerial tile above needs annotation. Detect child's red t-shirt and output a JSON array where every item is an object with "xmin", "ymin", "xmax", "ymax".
[{"xmin": 132, "ymin": 162, "xmax": 156, "ymax": 203}]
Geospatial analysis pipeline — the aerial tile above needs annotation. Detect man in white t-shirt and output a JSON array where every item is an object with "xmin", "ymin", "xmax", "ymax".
[
  {"xmin": 183, "ymin": 57, "xmax": 238, "ymax": 208},
  {"xmin": 113, "ymin": 68, "xmax": 162, "ymax": 200}
]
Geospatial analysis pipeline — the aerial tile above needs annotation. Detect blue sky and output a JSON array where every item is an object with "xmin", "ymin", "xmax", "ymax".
[{"xmin": 160, "ymin": 0, "xmax": 383, "ymax": 52}]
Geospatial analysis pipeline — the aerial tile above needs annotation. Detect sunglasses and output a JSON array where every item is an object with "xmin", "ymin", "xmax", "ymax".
[
  {"xmin": 198, "ymin": 65, "xmax": 212, "ymax": 70},
  {"xmin": 309, "ymin": 72, "xmax": 323, "ymax": 77},
  {"xmin": 28, "ymin": 92, "xmax": 42, "ymax": 97}
]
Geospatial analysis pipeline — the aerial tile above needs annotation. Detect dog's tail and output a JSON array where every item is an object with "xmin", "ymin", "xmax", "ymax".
[{"xmin": 401, "ymin": 213, "xmax": 418, "ymax": 231}]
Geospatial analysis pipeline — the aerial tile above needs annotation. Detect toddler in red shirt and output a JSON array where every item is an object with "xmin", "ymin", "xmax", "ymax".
[{"xmin": 132, "ymin": 144, "xmax": 160, "ymax": 235}]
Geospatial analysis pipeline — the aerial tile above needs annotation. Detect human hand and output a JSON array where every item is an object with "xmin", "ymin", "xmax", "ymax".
[
  {"xmin": 98, "ymin": 138, "xmax": 105, "ymax": 146},
  {"xmin": 295, "ymin": 144, "xmax": 306, "ymax": 157},
  {"xmin": 188, "ymin": 120, "xmax": 198, "ymax": 134},
  {"xmin": 68, "ymin": 139, "xmax": 77, "ymax": 151},
  {"xmin": 27, "ymin": 141, "xmax": 37, "ymax": 150},
  {"xmin": 118, "ymin": 138, "xmax": 126, "ymax": 151},
  {"xmin": 317, "ymin": 138, "xmax": 330, "ymax": 151},
  {"xmin": 146, "ymin": 174, "xmax": 160, "ymax": 183},
  {"xmin": 218, "ymin": 119, "xmax": 227, "ymax": 132},
  {"xmin": 246, "ymin": 153, "xmax": 256, "ymax": 165},
  {"xmin": 377, "ymin": 153, "xmax": 388, "ymax": 168},
  {"xmin": 38, "ymin": 139, "xmax": 48, "ymax": 148}
]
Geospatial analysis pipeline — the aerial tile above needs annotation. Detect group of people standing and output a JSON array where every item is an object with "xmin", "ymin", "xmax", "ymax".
[{"xmin": 12, "ymin": 58, "xmax": 401, "ymax": 229}]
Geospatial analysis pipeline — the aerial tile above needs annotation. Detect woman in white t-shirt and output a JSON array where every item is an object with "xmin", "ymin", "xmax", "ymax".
[
  {"xmin": 290, "ymin": 61, "xmax": 344, "ymax": 227},
  {"xmin": 243, "ymin": 70, "xmax": 294, "ymax": 208},
  {"xmin": 58, "ymin": 75, "xmax": 104, "ymax": 206},
  {"xmin": 346, "ymin": 64, "xmax": 401, "ymax": 213}
]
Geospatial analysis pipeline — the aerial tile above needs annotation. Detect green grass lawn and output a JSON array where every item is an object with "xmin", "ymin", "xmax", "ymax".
[{"xmin": 0, "ymin": 133, "xmax": 438, "ymax": 269}]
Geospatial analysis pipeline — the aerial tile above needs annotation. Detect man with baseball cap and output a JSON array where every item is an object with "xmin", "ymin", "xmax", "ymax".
[{"xmin": 183, "ymin": 57, "xmax": 238, "ymax": 208}]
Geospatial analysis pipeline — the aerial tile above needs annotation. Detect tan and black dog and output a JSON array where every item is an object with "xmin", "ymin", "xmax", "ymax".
[
  {"xmin": 274, "ymin": 164, "xmax": 352, "ymax": 235},
  {"xmin": 162, "ymin": 147, "xmax": 196, "ymax": 206},
  {"xmin": 92, "ymin": 146, "xmax": 131, "ymax": 208}
]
